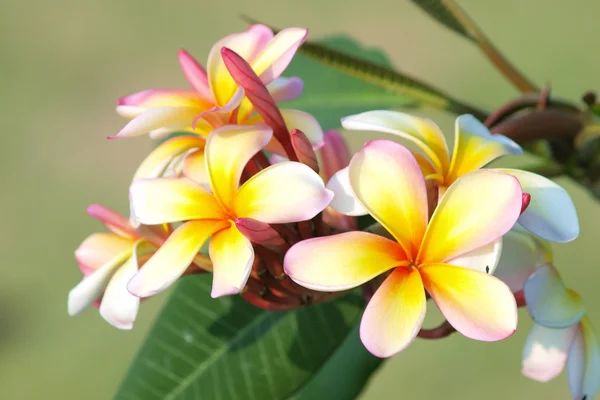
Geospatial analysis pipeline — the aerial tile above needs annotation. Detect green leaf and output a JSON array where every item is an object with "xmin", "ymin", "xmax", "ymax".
[
  {"xmin": 410, "ymin": 0, "xmax": 474, "ymax": 41},
  {"xmin": 115, "ymin": 275, "xmax": 381, "ymax": 400}
]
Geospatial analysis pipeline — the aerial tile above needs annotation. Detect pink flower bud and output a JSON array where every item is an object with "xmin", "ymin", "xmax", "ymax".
[{"xmin": 291, "ymin": 128, "xmax": 319, "ymax": 172}]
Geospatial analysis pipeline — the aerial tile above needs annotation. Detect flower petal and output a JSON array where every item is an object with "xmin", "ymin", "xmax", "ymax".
[
  {"xmin": 318, "ymin": 130, "xmax": 351, "ymax": 181},
  {"xmin": 68, "ymin": 249, "xmax": 132, "ymax": 316},
  {"xmin": 495, "ymin": 227, "xmax": 551, "ymax": 292},
  {"xmin": 341, "ymin": 110, "xmax": 450, "ymax": 175},
  {"xmin": 496, "ymin": 168, "xmax": 579, "ymax": 242},
  {"xmin": 349, "ymin": 140, "xmax": 428, "ymax": 258},
  {"xmin": 284, "ymin": 232, "xmax": 406, "ymax": 292},
  {"xmin": 98, "ymin": 241, "xmax": 154, "ymax": 329},
  {"xmin": 182, "ymin": 149, "xmax": 210, "ymax": 187},
  {"xmin": 280, "ymin": 109, "xmax": 324, "ymax": 149},
  {"xmin": 209, "ymin": 224, "xmax": 254, "ymax": 297},
  {"xmin": 446, "ymin": 115, "xmax": 522, "ymax": 182},
  {"xmin": 130, "ymin": 178, "xmax": 225, "ymax": 224},
  {"xmin": 418, "ymin": 170, "xmax": 522, "ymax": 264},
  {"xmin": 420, "ymin": 263, "xmax": 518, "ymax": 341},
  {"xmin": 567, "ymin": 317, "xmax": 600, "ymax": 400},
  {"xmin": 360, "ymin": 267, "xmax": 426, "ymax": 358},
  {"xmin": 524, "ymin": 264, "xmax": 585, "ymax": 328},
  {"xmin": 133, "ymin": 135, "xmax": 206, "ymax": 180},
  {"xmin": 446, "ymin": 238, "xmax": 502, "ymax": 275},
  {"xmin": 75, "ymin": 232, "xmax": 133, "ymax": 274},
  {"xmin": 250, "ymin": 27, "xmax": 307, "ymax": 83},
  {"xmin": 86, "ymin": 204, "xmax": 137, "ymax": 238},
  {"xmin": 118, "ymin": 89, "xmax": 206, "ymax": 109},
  {"xmin": 326, "ymin": 167, "xmax": 368, "ymax": 216},
  {"xmin": 177, "ymin": 49, "xmax": 213, "ymax": 101},
  {"xmin": 127, "ymin": 220, "xmax": 228, "ymax": 297},
  {"xmin": 111, "ymin": 106, "xmax": 199, "ymax": 139},
  {"xmin": 267, "ymin": 77, "xmax": 304, "ymax": 103},
  {"xmin": 234, "ymin": 161, "xmax": 333, "ymax": 223},
  {"xmin": 522, "ymin": 323, "xmax": 578, "ymax": 382}
]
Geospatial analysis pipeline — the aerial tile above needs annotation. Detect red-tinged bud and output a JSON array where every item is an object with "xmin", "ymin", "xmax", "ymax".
[
  {"xmin": 322, "ymin": 207, "xmax": 357, "ymax": 231},
  {"xmin": 87, "ymin": 204, "xmax": 139, "ymax": 238},
  {"xmin": 291, "ymin": 128, "xmax": 319, "ymax": 172},
  {"xmin": 220, "ymin": 47, "xmax": 298, "ymax": 161},
  {"xmin": 521, "ymin": 192, "xmax": 531, "ymax": 215},
  {"xmin": 318, "ymin": 130, "xmax": 351, "ymax": 180},
  {"xmin": 235, "ymin": 218, "xmax": 287, "ymax": 250}
]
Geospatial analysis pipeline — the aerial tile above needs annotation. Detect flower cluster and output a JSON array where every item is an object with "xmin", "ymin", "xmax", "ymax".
[{"xmin": 68, "ymin": 24, "xmax": 598, "ymax": 399}]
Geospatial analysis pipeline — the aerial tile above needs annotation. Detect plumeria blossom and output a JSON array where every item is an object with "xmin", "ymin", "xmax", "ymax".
[
  {"xmin": 329, "ymin": 110, "xmax": 579, "ymax": 243},
  {"xmin": 68, "ymin": 205, "xmax": 165, "ymax": 329},
  {"xmin": 113, "ymin": 24, "xmax": 323, "ymax": 154},
  {"xmin": 284, "ymin": 139, "xmax": 523, "ymax": 357},
  {"xmin": 128, "ymin": 124, "xmax": 332, "ymax": 298}
]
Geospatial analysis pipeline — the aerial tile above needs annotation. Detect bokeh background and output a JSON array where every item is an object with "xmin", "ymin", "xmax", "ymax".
[{"xmin": 3, "ymin": 0, "xmax": 600, "ymax": 398}]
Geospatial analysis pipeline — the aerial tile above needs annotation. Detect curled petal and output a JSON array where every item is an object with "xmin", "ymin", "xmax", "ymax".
[
  {"xmin": 524, "ymin": 264, "xmax": 585, "ymax": 328},
  {"xmin": 341, "ymin": 110, "xmax": 450, "ymax": 175},
  {"xmin": 130, "ymin": 178, "xmax": 225, "ymax": 224},
  {"xmin": 209, "ymin": 224, "xmax": 255, "ymax": 297},
  {"xmin": 267, "ymin": 77, "xmax": 304, "ymax": 102},
  {"xmin": 111, "ymin": 106, "xmax": 199, "ymax": 139},
  {"xmin": 284, "ymin": 232, "xmax": 406, "ymax": 292},
  {"xmin": 446, "ymin": 238, "xmax": 502, "ymax": 275},
  {"xmin": 75, "ymin": 232, "xmax": 133, "ymax": 274},
  {"xmin": 496, "ymin": 168, "xmax": 579, "ymax": 242},
  {"xmin": 446, "ymin": 115, "xmax": 522, "ymax": 182},
  {"xmin": 326, "ymin": 167, "xmax": 368, "ymax": 216},
  {"xmin": 522, "ymin": 323, "xmax": 578, "ymax": 382},
  {"xmin": 234, "ymin": 161, "xmax": 333, "ymax": 223},
  {"xmin": 86, "ymin": 204, "xmax": 137, "ymax": 238},
  {"xmin": 419, "ymin": 170, "xmax": 522, "ymax": 264},
  {"xmin": 133, "ymin": 135, "xmax": 206, "ymax": 180},
  {"xmin": 350, "ymin": 140, "xmax": 428, "ymax": 258},
  {"xmin": 360, "ymin": 268, "xmax": 426, "ymax": 358},
  {"xmin": 206, "ymin": 124, "xmax": 272, "ymax": 209},
  {"xmin": 177, "ymin": 49, "xmax": 213, "ymax": 100},
  {"xmin": 567, "ymin": 317, "xmax": 600, "ymax": 400},
  {"xmin": 420, "ymin": 263, "xmax": 518, "ymax": 341},
  {"xmin": 250, "ymin": 27, "xmax": 308, "ymax": 83},
  {"xmin": 127, "ymin": 220, "xmax": 228, "ymax": 297}
]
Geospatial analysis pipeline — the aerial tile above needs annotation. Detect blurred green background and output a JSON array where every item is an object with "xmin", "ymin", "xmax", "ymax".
[{"xmin": 2, "ymin": 0, "xmax": 600, "ymax": 398}]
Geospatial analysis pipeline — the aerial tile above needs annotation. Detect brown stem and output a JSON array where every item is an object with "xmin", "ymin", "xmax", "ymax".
[{"xmin": 417, "ymin": 320, "xmax": 455, "ymax": 339}]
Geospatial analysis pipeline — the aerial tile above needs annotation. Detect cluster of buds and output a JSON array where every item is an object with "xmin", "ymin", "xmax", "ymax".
[{"xmin": 67, "ymin": 24, "xmax": 599, "ymax": 399}]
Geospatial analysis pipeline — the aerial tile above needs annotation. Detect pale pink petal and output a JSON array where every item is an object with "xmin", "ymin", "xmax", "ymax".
[
  {"xmin": 182, "ymin": 149, "xmax": 210, "ymax": 187},
  {"xmin": 522, "ymin": 323, "xmax": 578, "ymax": 382},
  {"xmin": 326, "ymin": 167, "xmax": 368, "ymax": 216},
  {"xmin": 75, "ymin": 232, "xmax": 134, "ymax": 274},
  {"xmin": 446, "ymin": 238, "xmax": 502, "ymax": 274},
  {"xmin": 117, "ymin": 89, "xmax": 205, "ymax": 108},
  {"xmin": 111, "ymin": 107, "xmax": 199, "ymax": 139},
  {"xmin": 86, "ymin": 204, "xmax": 138, "ymax": 239},
  {"xmin": 209, "ymin": 224, "xmax": 254, "ymax": 297},
  {"xmin": 267, "ymin": 77, "xmax": 304, "ymax": 102},
  {"xmin": 250, "ymin": 27, "xmax": 308, "ymax": 83},
  {"xmin": 360, "ymin": 267, "xmax": 426, "ymax": 357},
  {"xmin": 567, "ymin": 317, "xmax": 600, "ymax": 400},
  {"xmin": 177, "ymin": 49, "xmax": 213, "ymax": 100}
]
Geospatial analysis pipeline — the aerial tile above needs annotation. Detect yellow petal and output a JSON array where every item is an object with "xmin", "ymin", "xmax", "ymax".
[
  {"xmin": 284, "ymin": 232, "xmax": 406, "ymax": 292},
  {"xmin": 360, "ymin": 267, "xmax": 426, "ymax": 357},
  {"xmin": 182, "ymin": 149, "xmax": 210, "ymax": 187},
  {"xmin": 349, "ymin": 140, "xmax": 428, "ymax": 258},
  {"xmin": 418, "ymin": 170, "xmax": 522, "ymax": 264},
  {"xmin": 209, "ymin": 224, "xmax": 254, "ymax": 297},
  {"xmin": 206, "ymin": 124, "xmax": 272, "ymax": 210},
  {"xmin": 420, "ymin": 263, "xmax": 517, "ymax": 341},
  {"xmin": 133, "ymin": 135, "xmax": 206, "ymax": 180},
  {"xmin": 250, "ymin": 27, "xmax": 307, "ymax": 83}
]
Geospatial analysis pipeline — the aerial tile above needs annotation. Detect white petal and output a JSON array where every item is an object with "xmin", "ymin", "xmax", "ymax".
[{"xmin": 326, "ymin": 167, "xmax": 368, "ymax": 216}]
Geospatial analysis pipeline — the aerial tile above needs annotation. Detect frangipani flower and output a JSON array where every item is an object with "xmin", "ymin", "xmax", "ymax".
[
  {"xmin": 68, "ymin": 205, "xmax": 163, "ymax": 329},
  {"xmin": 329, "ymin": 111, "xmax": 579, "ymax": 243},
  {"xmin": 284, "ymin": 139, "xmax": 523, "ymax": 357},
  {"xmin": 113, "ymin": 25, "xmax": 323, "ymax": 152},
  {"xmin": 128, "ymin": 124, "xmax": 333, "ymax": 298}
]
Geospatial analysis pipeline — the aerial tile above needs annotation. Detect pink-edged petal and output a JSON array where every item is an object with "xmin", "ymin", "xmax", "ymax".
[
  {"xmin": 495, "ymin": 227, "xmax": 551, "ymax": 292},
  {"xmin": 360, "ymin": 267, "xmax": 426, "ymax": 358},
  {"xmin": 522, "ymin": 323, "xmax": 578, "ymax": 382},
  {"xmin": 446, "ymin": 115, "xmax": 522, "ymax": 182},
  {"xmin": 111, "ymin": 106, "xmax": 199, "ymax": 139},
  {"xmin": 182, "ymin": 149, "xmax": 210, "ymax": 187},
  {"xmin": 418, "ymin": 170, "xmax": 522, "ymax": 264},
  {"xmin": 98, "ymin": 241, "xmax": 154, "ymax": 329},
  {"xmin": 420, "ymin": 263, "xmax": 518, "ymax": 341},
  {"xmin": 127, "ymin": 220, "xmax": 228, "ymax": 297},
  {"xmin": 284, "ymin": 232, "xmax": 407, "ymax": 292},
  {"xmin": 133, "ymin": 135, "xmax": 206, "ymax": 180},
  {"xmin": 117, "ymin": 89, "xmax": 206, "ymax": 109},
  {"xmin": 177, "ymin": 49, "xmax": 213, "ymax": 100},
  {"xmin": 206, "ymin": 124, "xmax": 272, "ymax": 209},
  {"xmin": 318, "ymin": 130, "xmax": 351, "ymax": 181},
  {"xmin": 68, "ymin": 249, "xmax": 131, "ymax": 316},
  {"xmin": 280, "ymin": 109, "xmax": 324, "ymax": 149},
  {"xmin": 267, "ymin": 77, "xmax": 304, "ymax": 102},
  {"xmin": 75, "ymin": 232, "xmax": 134, "ymax": 274},
  {"xmin": 250, "ymin": 27, "xmax": 308, "ymax": 83},
  {"xmin": 524, "ymin": 264, "xmax": 585, "ymax": 328},
  {"xmin": 198, "ymin": 87, "xmax": 245, "ymax": 128},
  {"xmin": 86, "ymin": 204, "xmax": 137, "ymax": 238},
  {"xmin": 341, "ymin": 110, "xmax": 450, "ymax": 175},
  {"xmin": 446, "ymin": 238, "xmax": 502, "ymax": 275},
  {"xmin": 234, "ymin": 161, "xmax": 333, "ymax": 223},
  {"xmin": 350, "ymin": 140, "xmax": 428, "ymax": 258},
  {"xmin": 496, "ymin": 168, "xmax": 579, "ymax": 242},
  {"xmin": 130, "ymin": 178, "xmax": 225, "ymax": 224},
  {"xmin": 326, "ymin": 167, "xmax": 368, "ymax": 216},
  {"xmin": 567, "ymin": 317, "xmax": 600, "ymax": 400},
  {"xmin": 209, "ymin": 224, "xmax": 254, "ymax": 297}
]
